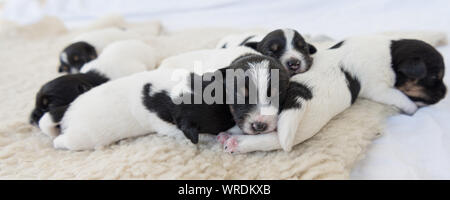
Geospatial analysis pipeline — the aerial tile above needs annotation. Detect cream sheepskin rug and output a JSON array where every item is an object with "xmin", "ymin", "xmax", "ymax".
[{"xmin": 0, "ymin": 16, "xmax": 420, "ymax": 180}]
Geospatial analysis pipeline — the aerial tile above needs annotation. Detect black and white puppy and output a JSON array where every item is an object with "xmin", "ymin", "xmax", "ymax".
[
  {"xmin": 30, "ymin": 72, "xmax": 109, "ymax": 137},
  {"xmin": 41, "ymin": 48, "xmax": 289, "ymax": 150},
  {"xmin": 217, "ymin": 29, "xmax": 317, "ymax": 75},
  {"xmin": 32, "ymin": 40, "xmax": 156, "ymax": 136},
  {"xmin": 221, "ymin": 35, "xmax": 446, "ymax": 153},
  {"xmin": 58, "ymin": 28, "xmax": 143, "ymax": 73},
  {"xmin": 79, "ymin": 40, "xmax": 157, "ymax": 79}
]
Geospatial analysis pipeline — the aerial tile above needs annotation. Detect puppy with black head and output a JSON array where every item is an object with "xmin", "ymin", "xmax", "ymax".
[
  {"xmin": 58, "ymin": 42, "xmax": 97, "ymax": 73},
  {"xmin": 217, "ymin": 29, "xmax": 317, "ymax": 75},
  {"xmin": 391, "ymin": 39, "xmax": 446, "ymax": 105},
  {"xmin": 159, "ymin": 47, "xmax": 289, "ymax": 138},
  {"xmin": 58, "ymin": 28, "xmax": 143, "ymax": 73},
  {"xmin": 45, "ymin": 47, "xmax": 289, "ymax": 150},
  {"xmin": 30, "ymin": 72, "xmax": 109, "ymax": 137},
  {"xmin": 221, "ymin": 35, "xmax": 446, "ymax": 154}
]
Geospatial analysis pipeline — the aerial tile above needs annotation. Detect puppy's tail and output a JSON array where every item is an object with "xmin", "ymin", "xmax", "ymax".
[{"xmin": 381, "ymin": 31, "xmax": 448, "ymax": 47}]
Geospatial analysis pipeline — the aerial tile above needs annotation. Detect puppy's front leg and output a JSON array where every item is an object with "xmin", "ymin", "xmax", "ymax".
[
  {"xmin": 224, "ymin": 132, "xmax": 281, "ymax": 154},
  {"xmin": 217, "ymin": 125, "xmax": 243, "ymax": 145},
  {"xmin": 277, "ymin": 106, "xmax": 306, "ymax": 152},
  {"xmin": 365, "ymin": 88, "xmax": 418, "ymax": 115},
  {"xmin": 277, "ymin": 81, "xmax": 310, "ymax": 152}
]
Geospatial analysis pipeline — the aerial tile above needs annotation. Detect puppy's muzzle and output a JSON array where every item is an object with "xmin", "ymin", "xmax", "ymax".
[
  {"xmin": 251, "ymin": 122, "xmax": 268, "ymax": 132},
  {"xmin": 286, "ymin": 58, "xmax": 307, "ymax": 73}
]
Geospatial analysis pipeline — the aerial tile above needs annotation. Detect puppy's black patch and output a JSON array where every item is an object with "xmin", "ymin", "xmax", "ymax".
[
  {"xmin": 30, "ymin": 71, "xmax": 108, "ymax": 125},
  {"xmin": 282, "ymin": 82, "xmax": 313, "ymax": 110},
  {"xmin": 59, "ymin": 41, "xmax": 98, "ymax": 73},
  {"xmin": 141, "ymin": 72, "xmax": 236, "ymax": 144},
  {"xmin": 142, "ymin": 83, "xmax": 175, "ymax": 123},
  {"xmin": 48, "ymin": 106, "xmax": 69, "ymax": 123},
  {"xmin": 391, "ymin": 39, "xmax": 447, "ymax": 104},
  {"xmin": 244, "ymin": 42, "xmax": 258, "ymax": 50},
  {"xmin": 340, "ymin": 67, "xmax": 361, "ymax": 104},
  {"xmin": 221, "ymin": 43, "xmax": 227, "ymax": 48},
  {"xmin": 329, "ymin": 41, "xmax": 345, "ymax": 49}
]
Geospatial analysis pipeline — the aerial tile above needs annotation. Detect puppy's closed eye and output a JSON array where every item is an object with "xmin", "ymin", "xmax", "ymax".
[{"xmin": 270, "ymin": 43, "xmax": 279, "ymax": 52}]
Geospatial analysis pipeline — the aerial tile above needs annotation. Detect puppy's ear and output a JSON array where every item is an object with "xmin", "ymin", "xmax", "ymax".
[
  {"xmin": 398, "ymin": 58, "xmax": 427, "ymax": 79},
  {"xmin": 177, "ymin": 119, "xmax": 199, "ymax": 144},
  {"xmin": 307, "ymin": 43, "xmax": 317, "ymax": 54},
  {"xmin": 244, "ymin": 42, "xmax": 258, "ymax": 50}
]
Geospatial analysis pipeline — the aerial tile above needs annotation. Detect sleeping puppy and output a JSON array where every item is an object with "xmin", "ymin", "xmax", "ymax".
[
  {"xmin": 41, "ymin": 48, "xmax": 289, "ymax": 150},
  {"xmin": 221, "ymin": 35, "xmax": 446, "ymax": 153},
  {"xmin": 80, "ymin": 40, "xmax": 157, "ymax": 79},
  {"xmin": 217, "ymin": 29, "xmax": 317, "ymax": 75},
  {"xmin": 32, "ymin": 40, "xmax": 155, "ymax": 136},
  {"xmin": 58, "ymin": 28, "xmax": 143, "ymax": 73},
  {"xmin": 29, "ymin": 72, "xmax": 109, "ymax": 137}
]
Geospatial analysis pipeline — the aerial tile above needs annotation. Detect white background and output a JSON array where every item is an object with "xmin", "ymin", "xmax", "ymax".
[{"xmin": 2, "ymin": 0, "xmax": 450, "ymax": 179}]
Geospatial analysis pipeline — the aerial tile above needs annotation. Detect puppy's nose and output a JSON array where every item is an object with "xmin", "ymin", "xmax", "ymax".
[
  {"xmin": 286, "ymin": 59, "xmax": 302, "ymax": 71},
  {"xmin": 251, "ymin": 122, "xmax": 268, "ymax": 133}
]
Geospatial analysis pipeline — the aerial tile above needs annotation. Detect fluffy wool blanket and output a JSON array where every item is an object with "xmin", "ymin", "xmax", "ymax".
[{"xmin": 1, "ymin": 16, "xmax": 443, "ymax": 179}]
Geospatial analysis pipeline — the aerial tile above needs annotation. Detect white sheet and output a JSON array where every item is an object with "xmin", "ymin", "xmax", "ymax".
[{"xmin": 2, "ymin": 0, "xmax": 450, "ymax": 179}]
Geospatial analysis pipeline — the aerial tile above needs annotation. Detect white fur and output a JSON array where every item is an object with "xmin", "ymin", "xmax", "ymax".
[
  {"xmin": 60, "ymin": 52, "xmax": 69, "ymax": 65},
  {"xmin": 280, "ymin": 29, "xmax": 309, "ymax": 72},
  {"xmin": 242, "ymin": 61, "xmax": 278, "ymax": 134},
  {"xmin": 72, "ymin": 27, "xmax": 143, "ymax": 53},
  {"xmin": 159, "ymin": 46, "xmax": 259, "ymax": 71},
  {"xmin": 224, "ymin": 35, "xmax": 419, "ymax": 153},
  {"xmin": 53, "ymin": 47, "xmax": 258, "ymax": 150},
  {"xmin": 80, "ymin": 40, "xmax": 157, "ymax": 79},
  {"xmin": 38, "ymin": 113, "xmax": 59, "ymax": 138}
]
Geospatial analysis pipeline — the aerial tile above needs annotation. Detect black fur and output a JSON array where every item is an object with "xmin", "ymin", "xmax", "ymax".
[
  {"xmin": 239, "ymin": 35, "xmax": 256, "ymax": 46},
  {"xmin": 391, "ymin": 39, "xmax": 447, "ymax": 104},
  {"xmin": 341, "ymin": 67, "xmax": 361, "ymax": 104},
  {"xmin": 49, "ymin": 106, "xmax": 69, "ymax": 123},
  {"xmin": 59, "ymin": 42, "xmax": 98, "ymax": 73},
  {"xmin": 281, "ymin": 82, "xmax": 313, "ymax": 110},
  {"xmin": 142, "ymin": 71, "xmax": 235, "ymax": 144},
  {"xmin": 142, "ymin": 54, "xmax": 290, "ymax": 143},
  {"xmin": 142, "ymin": 83, "xmax": 175, "ymax": 123},
  {"xmin": 30, "ymin": 71, "xmax": 108, "ymax": 125},
  {"xmin": 226, "ymin": 55, "xmax": 290, "ymax": 130},
  {"xmin": 329, "ymin": 41, "xmax": 345, "ymax": 49}
]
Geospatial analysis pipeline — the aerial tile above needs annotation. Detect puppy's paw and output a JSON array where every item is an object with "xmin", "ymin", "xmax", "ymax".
[
  {"xmin": 224, "ymin": 136, "xmax": 239, "ymax": 154},
  {"xmin": 402, "ymin": 102, "xmax": 418, "ymax": 115},
  {"xmin": 217, "ymin": 132, "xmax": 231, "ymax": 145},
  {"xmin": 38, "ymin": 113, "xmax": 60, "ymax": 138},
  {"xmin": 53, "ymin": 134, "xmax": 68, "ymax": 150}
]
